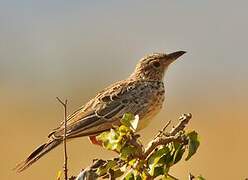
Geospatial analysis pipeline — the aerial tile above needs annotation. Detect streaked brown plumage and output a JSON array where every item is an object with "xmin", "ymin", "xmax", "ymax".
[{"xmin": 15, "ymin": 51, "xmax": 186, "ymax": 172}]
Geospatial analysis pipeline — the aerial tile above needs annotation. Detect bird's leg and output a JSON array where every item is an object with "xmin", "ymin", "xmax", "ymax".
[
  {"xmin": 88, "ymin": 136, "xmax": 119, "ymax": 153},
  {"xmin": 88, "ymin": 136, "xmax": 103, "ymax": 146}
]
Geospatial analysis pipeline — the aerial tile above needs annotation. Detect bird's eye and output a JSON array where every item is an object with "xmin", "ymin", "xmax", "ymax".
[{"xmin": 152, "ymin": 61, "xmax": 161, "ymax": 68}]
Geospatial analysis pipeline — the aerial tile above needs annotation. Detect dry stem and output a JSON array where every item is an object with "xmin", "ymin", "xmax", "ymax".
[
  {"xmin": 56, "ymin": 97, "xmax": 68, "ymax": 180},
  {"xmin": 144, "ymin": 113, "xmax": 192, "ymax": 159}
]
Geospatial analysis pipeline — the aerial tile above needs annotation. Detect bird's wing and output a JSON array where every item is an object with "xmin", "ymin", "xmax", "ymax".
[{"xmin": 50, "ymin": 80, "xmax": 153, "ymax": 139}]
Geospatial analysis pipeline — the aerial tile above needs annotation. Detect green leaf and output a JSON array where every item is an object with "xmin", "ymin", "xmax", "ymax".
[
  {"xmin": 172, "ymin": 142, "xmax": 185, "ymax": 165},
  {"xmin": 135, "ymin": 174, "xmax": 142, "ymax": 180},
  {"xmin": 118, "ymin": 125, "xmax": 131, "ymax": 136},
  {"xmin": 121, "ymin": 113, "xmax": 135, "ymax": 128},
  {"xmin": 96, "ymin": 131, "xmax": 108, "ymax": 143},
  {"xmin": 96, "ymin": 160, "xmax": 117, "ymax": 176},
  {"xmin": 110, "ymin": 169, "xmax": 124, "ymax": 179},
  {"xmin": 128, "ymin": 159, "xmax": 137, "ymax": 166},
  {"xmin": 197, "ymin": 175, "xmax": 206, "ymax": 180},
  {"xmin": 148, "ymin": 146, "xmax": 170, "ymax": 166},
  {"xmin": 96, "ymin": 129, "xmax": 123, "ymax": 151},
  {"xmin": 124, "ymin": 171, "xmax": 135, "ymax": 180},
  {"xmin": 153, "ymin": 166, "xmax": 164, "ymax": 177},
  {"xmin": 158, "ymin": 151, "xmax": 173, "ymax": 166},
  {"xmin": 185, "ymin": 131, "xmax": 200, "ymax": 161},
  {"xmin": 148, "ymin": 146, "xmax": 170, "ymax": 176},
  {"xmin": 120, "ymin": 113, "xmax": 139, "ymax": 132},
  {"xmin": 141, "ymin": 171, "xmax": 149, "ymax": 180},
  {"xmin": 120, "ymin": 145, "xmax": 136, "ymax": 160}
]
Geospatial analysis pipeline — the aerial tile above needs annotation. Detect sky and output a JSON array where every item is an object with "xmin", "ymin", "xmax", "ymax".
[{"xmin": 0, "ymin": 0, "xmax": 248, "ymax": 179}]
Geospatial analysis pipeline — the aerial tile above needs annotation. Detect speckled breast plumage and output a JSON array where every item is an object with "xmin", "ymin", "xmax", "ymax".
[{"xmin": 133, "ymin": 80, "xmax": 165, "ymax": 130}]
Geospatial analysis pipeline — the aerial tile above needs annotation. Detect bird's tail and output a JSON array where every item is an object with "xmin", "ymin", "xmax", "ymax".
[{"xmin": 14, "ymin": 139, "xmax": 62, "ymax": 172}]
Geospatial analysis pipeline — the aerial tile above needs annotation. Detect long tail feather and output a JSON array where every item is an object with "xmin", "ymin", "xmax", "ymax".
[{"xmin": 14, "ymin": 139, "xmax": 61, "ymax": 172}]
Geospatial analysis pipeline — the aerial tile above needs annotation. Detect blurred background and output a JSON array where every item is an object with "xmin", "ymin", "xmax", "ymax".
[{"xmin": 0, "ymin": 0, "xmax": 247, "ymax": 179}]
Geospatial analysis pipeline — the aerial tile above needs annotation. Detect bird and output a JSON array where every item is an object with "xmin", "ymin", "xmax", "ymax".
[{"xmin": 15, "ymin": 51, "xmax": 186, "ymax": 172}]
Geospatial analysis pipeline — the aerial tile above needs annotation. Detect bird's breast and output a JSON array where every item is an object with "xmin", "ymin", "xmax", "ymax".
[{"xmin": 136, "ymin": 81, "xmax": 165, "ymax": 130}]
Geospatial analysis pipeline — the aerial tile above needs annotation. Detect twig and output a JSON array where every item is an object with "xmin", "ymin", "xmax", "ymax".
[
  {"xmin": 56, "ymin": 97, "xmax": 68, "ymax": 180},
  {"xmin": 144, "ymin": 113, "xmax": 192, "ymax": 159},
  {"xmin": 188, "ymin": 173, "xmax": 195, "ymax": 180},
  {"xmin": 170, "ymin": 113, "xmax": 192, "ymax": 136},
  {"xmin": 144, "ymin": 135, "xmax": 186, "ymax": 160},
  {"xmin": 154, "ymin": 120, "xmax": 171, "ymax": 139}
]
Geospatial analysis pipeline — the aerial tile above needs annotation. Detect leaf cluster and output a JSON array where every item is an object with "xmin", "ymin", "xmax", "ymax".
[{"xmin": 76, "ymin": 113, "xmax": 202, "ymax": 180}]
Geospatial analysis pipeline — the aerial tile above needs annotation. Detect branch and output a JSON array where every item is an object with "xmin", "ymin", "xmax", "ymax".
[
  {"xmin": 74, "ymin": 160, "xmax": 104, "ymax": 180},
  {"xmin": 144, "ymin": 135, "xmax": 187, "ymax": 160},
  {"xmin": 73, "ymin": 113, "xmax": 193, "ymax": 180},
  {"xmin": 56, "ymin": 97, "xmax": 68, "ymax": 180},
  {"xmin": 170, "ymin": 113, "xmax": 192, "ymax": 136},
  {"xmin": 144, "ymin": 113, "xmax": 192, "ymax": 159},
  {"xmin": 73, "ymin": 159, "xmax": 123, "ymax": 180},
  {"xmin": 153, "ymin": 120, "xmax": 171, "ymax": 139}
]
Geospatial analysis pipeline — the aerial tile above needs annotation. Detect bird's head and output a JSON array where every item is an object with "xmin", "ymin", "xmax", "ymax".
[{"xmin": 130, "ymin": 51, "xmax": 186, "ymax": 81}]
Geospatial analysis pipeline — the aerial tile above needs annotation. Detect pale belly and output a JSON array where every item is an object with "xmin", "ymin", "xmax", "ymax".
[{"xmin": 137, "ymin": 95, "xmax": 165, "ymax": 131}]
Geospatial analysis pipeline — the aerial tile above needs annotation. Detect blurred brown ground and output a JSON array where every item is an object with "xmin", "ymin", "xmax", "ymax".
[{"xmin": 0, "ymin": 1, "xmax": 248, "ymax": 180}]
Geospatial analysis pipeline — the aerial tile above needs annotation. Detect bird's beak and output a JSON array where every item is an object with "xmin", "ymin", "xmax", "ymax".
[{"xmin": 167, "ymin": 51, "xmax": 186, "ymax": 63}]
